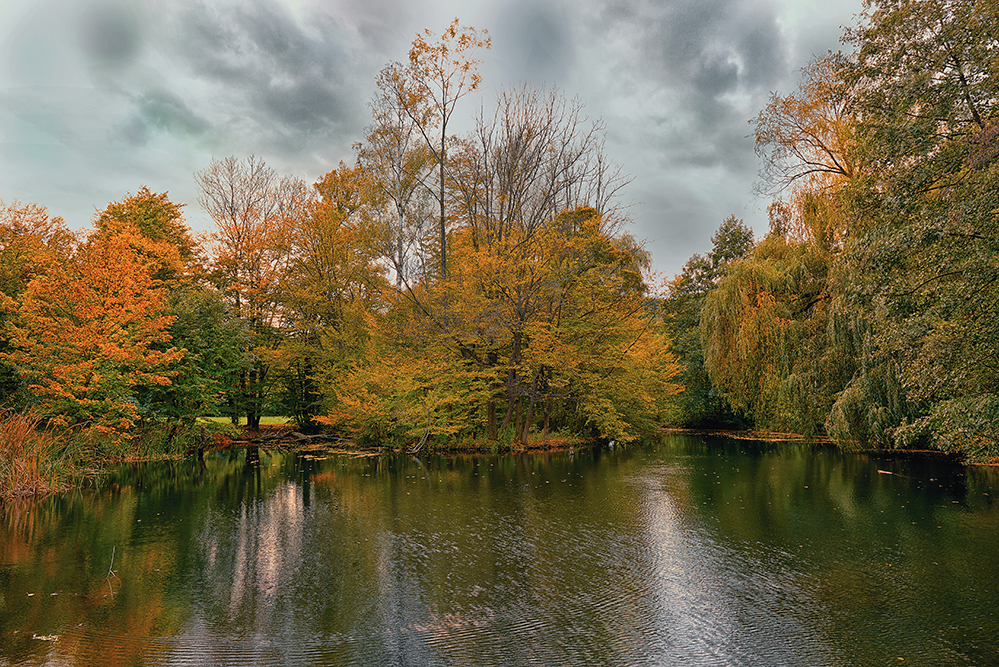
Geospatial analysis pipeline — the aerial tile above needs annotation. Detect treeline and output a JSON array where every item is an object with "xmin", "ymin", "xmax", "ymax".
[
  {"xmin": 0, "ymin": 21, "xmax": 679, "ymax": 453},
  {"xmin": 5, "ymin": 2, "xmax": 994, "ymax": 463},
  {"xmin": 661, "ymin": 0, "xmax": 999, "ymax": 460}
]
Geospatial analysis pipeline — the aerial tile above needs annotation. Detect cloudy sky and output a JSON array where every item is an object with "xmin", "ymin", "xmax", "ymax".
[{"xmin": 0, "ymin": 0, "xmax": 863, "ymax": 277}]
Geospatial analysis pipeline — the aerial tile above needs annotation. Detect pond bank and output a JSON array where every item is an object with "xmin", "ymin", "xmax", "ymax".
[{"xmin": 663, "ymin": 427, "xmax": 994, "ymax": 466}]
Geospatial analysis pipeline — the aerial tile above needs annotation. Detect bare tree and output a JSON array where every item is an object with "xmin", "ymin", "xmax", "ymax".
[{"xmin": 449, "ymin": 85, "xmax": 632, "ymax": 251}]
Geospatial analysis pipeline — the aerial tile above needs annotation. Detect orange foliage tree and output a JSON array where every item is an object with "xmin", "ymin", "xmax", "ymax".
[
  {"xmin": 0, "ymin": 200, "xmax": 76, "ymax": 403},
  {"xmin": 270, "ymin": 162, "xmax": 387, "ymax": 428},
  {"xmin": 1, "ymin": 228, "xmax": 181, "ymax": 434},
  {"xmin": 93, "ymin": 186, "xmax": 198, "ymax": 282}
]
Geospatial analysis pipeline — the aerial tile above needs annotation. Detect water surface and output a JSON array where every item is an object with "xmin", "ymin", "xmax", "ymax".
[{"xmin": 2, "ymin": 436, "xmax": 998, "ymax": 666}]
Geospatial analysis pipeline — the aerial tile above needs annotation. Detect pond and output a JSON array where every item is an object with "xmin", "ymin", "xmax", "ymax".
[{"xmin": 2, "ymin": 435, "xmax": 998, "ymax": 666}]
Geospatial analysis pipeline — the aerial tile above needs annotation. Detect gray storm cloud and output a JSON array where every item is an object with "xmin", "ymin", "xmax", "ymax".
[
  {"xmin": 80, "ymin": 1, "xmax": 143, "ymax": 66},
  {"xmin": 0, "ymin": 0, "xmax": 862, "ymax": 275}
]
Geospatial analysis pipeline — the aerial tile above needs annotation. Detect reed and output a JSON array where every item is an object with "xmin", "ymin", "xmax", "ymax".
[{"xmin": 0, "ymin": 411, "xmax": 89, "ymax": 500}]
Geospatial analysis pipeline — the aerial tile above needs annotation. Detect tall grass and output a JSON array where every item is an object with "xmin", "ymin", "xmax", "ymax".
[
  {"xmin": 0, "ymin": 413, "xmax": 249, "ymax": 500},
  {"xmin": 0, "ymin": 411, "xmax": 93, "ymax": 500}
]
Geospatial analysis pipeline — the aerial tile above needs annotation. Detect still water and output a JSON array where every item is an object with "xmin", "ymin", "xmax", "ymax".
[{"xmin": 2, "ymin": 435, "xmax": 999, "ymax": 666}]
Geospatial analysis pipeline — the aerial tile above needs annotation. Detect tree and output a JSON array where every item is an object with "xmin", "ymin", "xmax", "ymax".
[
  {"xmin": 843, "ymin": 0, "xmax": 996, "ymax": 189},
  {"xmin": 381, "ymin": 19, "xmax": 490, "ymax": 278},
  {"xmin": 1, "ymin": 228, "xmax": 181, "ymax": 434},
  {"xmin": 826, "ymin": 0, "xmax": 999, "ymax": 456},
  {"xmin": 449, "ymin": 85, "xmax": 631, "ymax": 251},
  {"xmin": 0, "ymin": 201, "xmax": 75, "ymax": 405},
  {"xmin": 660, "ymin": 216, "xmax": 754, "ymax": 427},
  {"xmin": 94, "ymin": 186, "xmax": 198, "ymax": 281},
  {"xmin": 345, "ymin": 82, "xmax": 655, "ymax": 445},
  {"xmin": 196, "ymin": 155, "xmax": 305, "ymax": 429},
  {"xmin": 274, "ymin": 162, "xmax": 388, "ymax": 429},
  {"xmin": 0, "ymin": 200, "xmax": 75, "ymax": 298},
  {"xmin": 753, "ymin": 54, "xmax": 857, "ymax": 197},
  {"xmin": 359, "ymin": 69, "xmax": 437, "ymax": 287},
  {"xmin": 699, "ymin": 229, "xmax": 823, "ymax": 433},
  {"xmin": 137, "ymin": 286, "xmax": 249, "ymax": 428},
  {"xmin": 332, "ymin": 207, "xmax": 679, "ymax": 446}
]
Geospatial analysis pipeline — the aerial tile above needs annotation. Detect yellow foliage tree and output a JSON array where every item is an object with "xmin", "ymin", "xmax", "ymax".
[{"xmin": 330, "ymin": 207, "xmax": 680, "ymax": 446}]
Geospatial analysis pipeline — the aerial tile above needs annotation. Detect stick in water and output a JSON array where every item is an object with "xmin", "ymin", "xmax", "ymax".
[
  {"xmin": 106, "ymin": 545, "xmax": 119, "ymax": 596},
  {"xmin": 107, "ymin": 545, "xmax": 118, "ymax": 578}
]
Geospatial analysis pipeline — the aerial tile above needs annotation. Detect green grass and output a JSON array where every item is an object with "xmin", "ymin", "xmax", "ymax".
[{"xmin": 200, "ymin": 416, "xmax": 293, "ymax": 426}]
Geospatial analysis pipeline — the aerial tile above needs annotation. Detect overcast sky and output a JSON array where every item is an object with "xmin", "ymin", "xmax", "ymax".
[{"xmin": 0, "ymin": 0, "xmax": 863, "ymax": 277}]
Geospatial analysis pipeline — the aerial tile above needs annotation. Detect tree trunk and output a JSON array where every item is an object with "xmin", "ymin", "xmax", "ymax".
[
  {"xmin": 499, "ymin": 333, "xmax": 522, "ymax": 432},
  {"xmin": 439, "ymin": 126, "xmax": 447, "ymax": 278},
  {"xmin": 521, "ymin": 396, "xmax": 535, "ymax": 445},
  {"xmin": 487, "ymin": 398, "xmax": 497, "ymax": 440}
]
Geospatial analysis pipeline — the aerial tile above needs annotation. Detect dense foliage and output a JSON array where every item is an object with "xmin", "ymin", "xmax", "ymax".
[{"xmin": 672, "ymin": 0, "xmax": 999, "ymax": 460}]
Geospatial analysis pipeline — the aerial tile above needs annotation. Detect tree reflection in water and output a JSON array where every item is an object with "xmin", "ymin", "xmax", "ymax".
[{"xmin": 0, "ymin": 437, "xmax": 997, "ymax": 666}]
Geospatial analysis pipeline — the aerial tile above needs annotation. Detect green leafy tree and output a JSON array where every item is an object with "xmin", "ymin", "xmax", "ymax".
[
  {"xmin": 700, "ymin": 196, "xmax": 860, "ymax": 436},
  {"xmin": 826, "ymin": 0, "xmax": 999, "ymax": 456},
  {"xmin": 137, "ymin": 286, "xmax": 249, "ymax": 428},
  {"xmin": 661, "ymin": 216, "xmax": 754, "ymax": 427}
]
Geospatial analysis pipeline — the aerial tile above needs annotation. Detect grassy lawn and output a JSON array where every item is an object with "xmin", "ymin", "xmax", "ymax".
[{"xmin": 201, "ymin": 416, "xmax": 294, "ymax": 426}]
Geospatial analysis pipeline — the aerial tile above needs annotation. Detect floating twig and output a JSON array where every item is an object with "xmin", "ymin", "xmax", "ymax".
[{"xmin": 105, "ymin": 545, "xmax": 119, "ymax": 596}]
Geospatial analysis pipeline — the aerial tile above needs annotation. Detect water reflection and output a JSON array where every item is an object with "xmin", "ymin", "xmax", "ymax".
[{"xmin": 1, "ymin": 437, "xmax": 998, "ymax": 666}]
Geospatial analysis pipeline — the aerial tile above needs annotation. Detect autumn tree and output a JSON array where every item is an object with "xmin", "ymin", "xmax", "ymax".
[
  {"xmin": 474, "ymin": 208, "xmax": 674, "ymax": 443},
  {"xmin": 1, "ymin": 228, "xmax": 181, "ymax": 434},
  {"xmin": 0, "ymin": 201, "xmax": 76, "ymax": 405},
  {"xmin": 196, "ymin": 155, "xmax": 305, "ymax": 428},
  {"xmin": 338, "ymin": 80, "xmax": 659, "ymax": 445},
  {"xmin": 379, "ymin": 19, "xmax": 490, "ymax": 278},
  {"xmin": 0, "ymin": 200, "xmax": 75, "ymax": 297},
  {"xmin": 331, "ymin": 207, "xmax": 678, "ymax": 446},
  {"xmin": 94, "ymin": 186, "xmax": 199, "ymax": 281},
  {"xmin": 274, "ymin": 162, "xmax": 388, "ymax": 429},
  {"xmin": 753, "ymin": 54, "xmax": 857, "ymax": 197}
]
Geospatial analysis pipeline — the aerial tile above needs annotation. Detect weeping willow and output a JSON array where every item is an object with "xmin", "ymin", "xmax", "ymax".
[{"xmin": 700, "ymin": 227, "xmax": 843, "ymax": 435}]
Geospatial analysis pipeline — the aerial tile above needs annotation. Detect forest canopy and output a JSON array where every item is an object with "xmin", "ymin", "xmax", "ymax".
[
  {"xmin": 3, "ymin": 1, "xmax": 997, "ymax": 462},
  {"xmin": 668, "ymin": 0, "xmax": 999, "ymax": 460}
]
